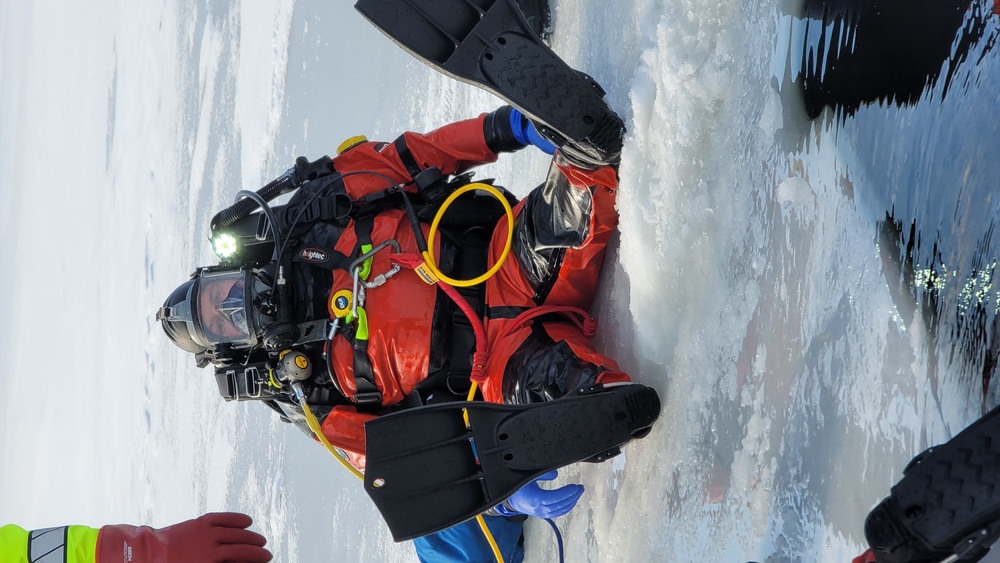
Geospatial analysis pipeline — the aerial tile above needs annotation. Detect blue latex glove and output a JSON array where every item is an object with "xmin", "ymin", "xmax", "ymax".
[
  {"xmin": 494, "ymin": 470, "xmax": 584, "ymax": 518},
  {"xmin": 509, "ymin": 108, "xmax": 557, "ymax": 155}
]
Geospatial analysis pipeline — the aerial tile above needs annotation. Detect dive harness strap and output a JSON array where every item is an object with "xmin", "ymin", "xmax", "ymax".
[
  {"xmin": 345, "ymin": 322, "xmax": 382, "ymax": 406},
  {"xmin": 286, "ymin": 152, "xmax": 500, "ymax": 408},
  {"xmin": 394, "ymin": 135, "xmax": 423, "ymax": 180},
  {"xmin": 348, "ymin": 214, "xmax": 381, "ymax": 406},
  {"xmin": 323, "ymin": 171, "xmax": 495, "ymax": 408}
]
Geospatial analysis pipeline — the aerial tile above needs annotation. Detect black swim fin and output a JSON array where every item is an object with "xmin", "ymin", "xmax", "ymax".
[
  {"xmin": 863, "ymin": 403, "xmax": 1000, "ymax": 562},
  {"xmin": 363, "ymin": 383, "xmax": 660, "ymax": 541},
  {"xmin": 354, "ymin": 0, "xmax": 624, "ymax": 167}
]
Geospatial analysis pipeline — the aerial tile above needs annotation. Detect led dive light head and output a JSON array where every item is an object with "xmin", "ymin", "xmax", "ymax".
[{"xmin": 213, "ymin": 232, "xmax": 239, "ymax": 260}]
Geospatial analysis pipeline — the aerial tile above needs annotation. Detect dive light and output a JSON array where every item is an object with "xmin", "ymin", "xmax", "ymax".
[{"xmin": 212, "ymin": 232, "xmax": 239, "ymax": 260}]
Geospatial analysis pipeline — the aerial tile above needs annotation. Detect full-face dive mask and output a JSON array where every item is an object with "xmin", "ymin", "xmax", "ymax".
[{"xmin": 157, "ymin": 267, "xmax": 276, "ymax": 361}]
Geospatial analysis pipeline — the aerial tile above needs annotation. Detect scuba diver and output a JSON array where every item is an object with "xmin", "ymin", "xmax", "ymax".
[
  {"xmin": 157, "ymin": 58, "xmax": 637, "ymax": 563},
  {"xmin": 158, "ymin": 105, "xmax": 628, "ymax": 559},
  {"xmin": 157, "ymin": 0, "xmax": 664, "ymax": 559},
  {"xmin": 0, "ymin": 512, "xmax": 271, "ymax": 563},
  {"xmin": 157, "ymin": 103, "xmax": 629, "ymax": 462}
]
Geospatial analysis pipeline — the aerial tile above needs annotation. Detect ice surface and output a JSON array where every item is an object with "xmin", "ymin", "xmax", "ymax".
[{"xmin": 2, "ymin": 0, "xmax": 999, "ymax": 562}]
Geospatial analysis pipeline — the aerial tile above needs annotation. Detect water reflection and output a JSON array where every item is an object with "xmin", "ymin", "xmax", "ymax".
[
  {"xmin": 878, "ymin": 210, "xmax": 1000, "ymax": 406},
  {"xmin": 772, "ymin": 0, "xmax": 1000, "ymax": 408},
  {"xmin": 795, "ymin": 0, "xmax": 999, "ymax": 118}
]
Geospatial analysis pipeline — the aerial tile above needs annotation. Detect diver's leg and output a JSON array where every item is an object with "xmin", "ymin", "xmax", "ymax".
[{"xmin": 480, "ymin": 318, "xmax": 630, "ymax": 405}]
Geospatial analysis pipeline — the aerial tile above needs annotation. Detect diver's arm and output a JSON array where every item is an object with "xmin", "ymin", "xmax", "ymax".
[
  {"xmin": 332, "ymin": 109, "xmax": 528, "ymax": 200},
  {"xmin": 391, "ymin": 108, "xmax": 526, "ymax": 176}
]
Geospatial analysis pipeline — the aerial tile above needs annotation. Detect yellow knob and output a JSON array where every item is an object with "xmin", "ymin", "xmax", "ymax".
[
  {"xmin": 331, "ymin": 289, "xmax": 353, "ymax": 318},
  {"xmin": 337, "ymin": 135, "xmax": 368, "ymax": 154}
]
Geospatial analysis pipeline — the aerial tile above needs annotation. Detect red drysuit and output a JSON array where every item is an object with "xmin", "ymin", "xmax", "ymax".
[{"xmin": 316, "ymin": 111, "xmax": 630, "ymax": 467}]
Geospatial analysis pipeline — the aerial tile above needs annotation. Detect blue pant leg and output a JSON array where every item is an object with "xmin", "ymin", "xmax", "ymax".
[{"xmin": 413, "ymin": 516, "xmax": 525, "ymax": 563}]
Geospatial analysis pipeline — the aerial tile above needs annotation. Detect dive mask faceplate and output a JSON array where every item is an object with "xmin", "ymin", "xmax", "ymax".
[{"xmin": 158, "ymin": 267, "xmax": 275, "ymax": 354}]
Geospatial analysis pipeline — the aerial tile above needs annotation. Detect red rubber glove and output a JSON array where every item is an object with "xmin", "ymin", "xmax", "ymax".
[
  {"xmin": 852, "ymin": 549, "xmax": 878, "ymax": 563},
  {"xmin": 97, "ymin": 512, "xmax": 272, "ymax": 563}
]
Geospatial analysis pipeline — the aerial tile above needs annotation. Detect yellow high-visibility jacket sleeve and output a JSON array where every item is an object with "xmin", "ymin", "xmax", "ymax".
[{"xmin": 0, "ymin": 524, "xmax": 100, "ymax": 563}]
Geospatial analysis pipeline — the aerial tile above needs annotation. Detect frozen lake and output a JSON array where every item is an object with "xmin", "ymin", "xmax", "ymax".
[{"xmin": 2, "ymin": 0, "xmax": 998, "ymax": 562}]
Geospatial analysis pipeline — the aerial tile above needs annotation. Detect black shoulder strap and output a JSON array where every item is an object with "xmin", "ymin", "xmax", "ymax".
[
  {"xmin": 393, "ymin": 135, "xmax": 423, "ymax": 180},
  {"xmin": 289, "ymin": 208, "xmax": 376, "ymax": 274}
]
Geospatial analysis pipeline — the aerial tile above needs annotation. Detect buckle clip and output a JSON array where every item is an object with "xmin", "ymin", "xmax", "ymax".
[{"xmin": 353, "ymin": 391, "xmax": 383, "ymax": 406}]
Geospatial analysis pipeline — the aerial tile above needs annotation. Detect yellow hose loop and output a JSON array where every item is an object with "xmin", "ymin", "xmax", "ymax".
[
  {"xmin": 300, "ymin": 399, "xmax": 365, "ymax": 481},
  {"xmin": 423, "ymin": 182, "xmax": 514, "ymax": 288}
]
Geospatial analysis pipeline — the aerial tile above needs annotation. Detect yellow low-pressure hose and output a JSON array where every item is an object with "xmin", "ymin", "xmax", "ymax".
[
  {"xmin": 419, "ymin": 181, "xmax": 515, "ymax": 563},
  {"xmin": 477, "ymin": 513, "xmax": 503, "ymax": 563},
  {"xmin": 465, "ymin": 381, "xmax": 504, "ymax": 563},
  {"xmin": 295, "ymin": 384, "xmax": 365, "ymax": 481}
]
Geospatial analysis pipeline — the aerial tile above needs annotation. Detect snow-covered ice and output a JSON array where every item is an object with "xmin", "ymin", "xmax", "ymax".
[{"xmin": 2, "ymin": 1, "xmax": 999, "ymax": 562}]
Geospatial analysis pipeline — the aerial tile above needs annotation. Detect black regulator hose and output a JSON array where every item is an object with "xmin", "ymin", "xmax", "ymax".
[
  {"xmin": 210, "ymin": 169, "xmax": 296, "ymax": 235},
  {"xmin": 210, "ymin": 156, "xmax": 337, "ymax": 236},
  {"xmin": 262, "ymin": 254, "xmax": 300, "ymax": 352}
]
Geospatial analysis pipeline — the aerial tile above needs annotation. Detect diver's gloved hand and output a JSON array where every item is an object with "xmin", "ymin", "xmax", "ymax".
[
  {"xmin": 509, "ymin": 107, "xmax": 557, "ymax": 155},
  {"xmin": 97, "ymin": 512, "xmax": 272, "ymax": 563},
  {"xmin": 494, "ymin": 470, "xmax": 584, "ymax": 519}
]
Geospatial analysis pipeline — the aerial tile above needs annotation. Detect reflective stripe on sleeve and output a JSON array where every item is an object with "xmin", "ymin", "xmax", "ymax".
[{"xmin": 29, "ymin": 527, "xmax": 68, "ymax": 562}]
